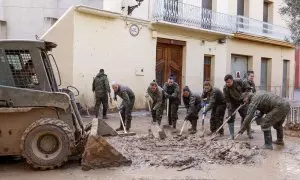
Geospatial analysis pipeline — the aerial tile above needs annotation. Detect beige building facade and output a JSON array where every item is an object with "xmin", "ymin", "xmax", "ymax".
[{"xmin": 42, "ymin": 0, "xmax": 295, "ymax": 109}]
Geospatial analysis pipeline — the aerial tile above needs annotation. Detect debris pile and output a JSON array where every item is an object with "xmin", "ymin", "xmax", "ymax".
[
  {"xmin": 284, "ymin": 123, "xmax": 300, "ymax": 137},
  {"xmin": 106, "ymin": 134, "xmax": 262, "ymax": 170}
]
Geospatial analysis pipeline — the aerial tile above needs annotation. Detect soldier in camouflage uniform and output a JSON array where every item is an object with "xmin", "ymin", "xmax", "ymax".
[
  {"xmin": 223, "ymin": 74, "xmax": 253, "ymax": 139},
  {"xmin": 92, "ymin": 69, "xmax": 112, "ymax": 119},
  {"xmin": 243, "ymin": 71, "xmax": 256, "ymax": 93},
  {"xmin": 146, "ymin": 80, "xmax": 165, "ymax": 125},
  {"xmin": 163, "ymin": 77, "xmax": 180, "ymax": 129},
  {"xmin": 182, "ymin": 86, "xmax": 202, "ymax": 134},
  {"xmin": 112, "ymin": 82, "xmax": 135, "ymax": 131},
  {"xmin": 202, "ymin": 81, "xmax": 226, "ymax": 136},
  {"xmin": 238, "ymin": 92, "xmax": 290, "ymax": 150}
]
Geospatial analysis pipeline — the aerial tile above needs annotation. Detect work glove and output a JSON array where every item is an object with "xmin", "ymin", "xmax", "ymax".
[
  {"xmin": 117, "ymin": 105, "xmax": 123, "ymax": 111},
  {"xmin": 237, "ymin": 130, "xmax": 243, "ymax": 135},
  {"xmin": 164, "ymin": 93, "xmax": 169, "ymax": 99},
  {"xmin": 145, "ymin": 93, "xmax": 150, "ymax": 99}
]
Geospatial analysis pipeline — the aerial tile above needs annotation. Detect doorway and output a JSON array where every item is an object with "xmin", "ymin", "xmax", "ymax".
[{"xmin": 156, "ymin": 38, "xmax": 184, "ymax": 90}]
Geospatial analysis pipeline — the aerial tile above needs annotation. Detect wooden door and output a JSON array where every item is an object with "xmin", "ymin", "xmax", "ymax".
[
  {"xmin": 204, "ymin": 56, "xmax": 211, "ymax": 82},
  {"xmin": 156, "ymin": 43, "xmax": 183, "ymax": 90}
]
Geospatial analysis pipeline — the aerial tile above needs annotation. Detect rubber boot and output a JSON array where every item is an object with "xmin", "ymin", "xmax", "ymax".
[
  {"xmin": 228, "ymin": 123, "xmax": 234, "ymax": 140},
  {"xmin": 172, "ymin": 120, "xmax": 177, "ymax": 129},
  {"xmin": 157, "ymin": 120, "xmax": 161, "ymax": 126},
  {"xmin": 116, "ymin": 126, "xmax": 123, "ymax": 131},
  {"xmin": 273, "ymin": 128, "xmax": 284, "ymax": 145},
  {"xmin": 262, "ymin": 130, "xmax": 273, "ymax": 150},
  {"xmin": 190, "ymin": 119, "xmax": 197, "ymax": 134},
  {"xmin": 95, "ymin": 111, "xmax": 99, "ymax": 119}
]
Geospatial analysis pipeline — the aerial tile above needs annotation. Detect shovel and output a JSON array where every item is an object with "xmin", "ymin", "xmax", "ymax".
[
  {"xmin": 146, "ymin": 98, "xmax": 167, "ymax": 139},
  {"xmin": 200, "ymin": 105, "xmax": 206, "ymax": 138},
  {"xmin": 178, "ymin": 119, "xmax": 188, "ymax": 136},
  {"xmin": 166, "ymin": 98, "xmax": 169, "ymax": 117},
  {"xmin": 209, "ymin": 104, "xmax": 245, "ymax": 140},
  {"xmin": 117, "ymin": 105, "xmax": 136, "ymax": 136}
]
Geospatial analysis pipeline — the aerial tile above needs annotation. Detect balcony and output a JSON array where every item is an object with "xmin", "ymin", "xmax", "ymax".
[
  {"xmin": 236, "ymin": 16, "xmax": 291, "ymax": 42},
  {"xmin": 152, "ymin": 0, "xmax": 236, "ymax": 35},
  {"xmin": 152, "ymin": 0, "xmax": 291, "ymax": 42}
]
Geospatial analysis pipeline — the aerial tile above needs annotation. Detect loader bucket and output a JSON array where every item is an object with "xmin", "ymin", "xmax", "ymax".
[{"xmin": 81, "ymin": 118, "xmax": 132, "ymax": 171}]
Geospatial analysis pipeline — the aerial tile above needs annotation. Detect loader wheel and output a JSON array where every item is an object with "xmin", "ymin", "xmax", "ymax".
[{"xmin": 20, "ymin": 118, "xmax": 74, "ymax": 170}]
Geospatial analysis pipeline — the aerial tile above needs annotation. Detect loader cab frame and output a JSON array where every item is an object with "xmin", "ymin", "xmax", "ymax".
[{"xmin": 0, "ymin": 40, "xmax": 59, "ymax": 92}]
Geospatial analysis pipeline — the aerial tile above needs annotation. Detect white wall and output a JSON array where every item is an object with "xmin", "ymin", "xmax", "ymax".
[
  {"xmin": 227, "ymin": 38, "xmax": 295, "ymax": 96},
  {"xmin": 0, "ymin": 0, "xmax": 103, "ymax": 39},
  {"xmin": 272, "ymin": 0, "xmax": 288, "ymax": 28},
  {"xmin": 73, "ymin": 10, "xmax": 155, "ymax": 109},
  {"xmin": 216, "ymin": 0, "xmax": 229, "ymax": 14},
  {"xmin": 42, "ymin": 7, "xmax": 75, "ymax": 88}
]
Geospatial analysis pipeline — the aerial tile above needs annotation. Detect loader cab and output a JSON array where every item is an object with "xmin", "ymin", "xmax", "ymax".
[{"xmin": 0, "ymin": 40, "xmax": 59, "ymax": 92}]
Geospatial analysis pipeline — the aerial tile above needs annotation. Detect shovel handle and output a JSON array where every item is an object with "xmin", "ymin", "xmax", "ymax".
[
  {"xmin": 166, "ymin": 99, "xmax": 169, "ymax": 117},
  {"xmin": 118, "ymin": 111, "xmax": 127, "ymax": 133},
  {"xmin": 202, "ymin": 105, "xmax": 206, "ymax": 127},
  {"xmin": 146, "ymin": 98, "xmax": 151, "ymax": 112},
  {"xmin": 214, "ymin": 104, "xmax": 245, "ymax": 135},
  {"xmin": 179, "ymin": 120, "xmax": 187, "ymax": 135}
]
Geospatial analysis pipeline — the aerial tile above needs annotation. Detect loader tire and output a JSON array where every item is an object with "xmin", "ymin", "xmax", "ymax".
[{"xmin": 20, "ymin": 118, "xmax": 74, "ymax": 170}]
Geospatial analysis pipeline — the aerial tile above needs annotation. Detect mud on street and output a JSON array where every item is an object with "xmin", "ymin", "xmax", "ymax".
[{"xmin": 1, "ymin": 109, "xmax": 300, "ymax": 180}]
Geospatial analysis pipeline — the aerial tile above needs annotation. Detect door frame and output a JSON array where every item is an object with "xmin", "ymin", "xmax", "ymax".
[{"xmin": 156, "ymin": 38, "xmax": 185, "ymax": 91}]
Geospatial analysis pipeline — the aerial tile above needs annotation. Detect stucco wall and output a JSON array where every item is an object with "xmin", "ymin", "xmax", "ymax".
[
  {"xmin": 272, "ymin": 0, "xmax": 288, "ymax": 27},
  {"xmin": 42, "ymin": 7, "xmax": 75, "ymax": 88},
  {"xmin": 42, "ymin": 5, "xmax": 295, "ymax": 111},
  {"xmin": 227, "ymin": 38, "xmax": 295, "ymax": 96},
  {"xmin": 72, "ymin": 11, "xmax": 156, "ymax": 109}
]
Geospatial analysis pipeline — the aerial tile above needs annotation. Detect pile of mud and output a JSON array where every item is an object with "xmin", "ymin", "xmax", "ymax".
[
  {"xmin": 284, "ymin": 123, "xmax": 300, "ymax": 137},
  {"xmin": 106, "ymin": 134, "xmax": 262, "ymax": 170}
]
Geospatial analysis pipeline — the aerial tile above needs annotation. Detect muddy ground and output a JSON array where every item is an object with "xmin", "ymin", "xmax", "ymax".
[
  {"xmin": 106, "ymin": 133, "xmax": 262, "ymax": 170},
  {"xmin": 1, "ymin": 109, "xmax": 300, "ymax": 180},
  {"xmin": 284, "ymin": 123, "xmax": 300, "ymax": 138}
]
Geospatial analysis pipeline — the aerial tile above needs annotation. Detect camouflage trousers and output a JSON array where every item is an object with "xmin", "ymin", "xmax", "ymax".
[
  {"xmin": 167, "ymin": 101, "xmax": 179, "ymax": 128},
  {"xmin": 260, "ymin": 102, "xmax": 290, "ymax": 140},
  {"xmin": 151, "ymin": 101, "xmax": 164, "ymax": 125},
  {"xmin": 187, "ymin": 105, "xmax": 202, "ymax": 131},
  {"xmin": 227, "ymin": 103, "xmax": 247, "ymax": 124},
  {"xmin": 94, "ymin": 95, "xmax": 108, "ymax": 118},
  {"xmin": 210, "ymin": 104, "xmax": 226, "ymax": 135},
  {"xmin": 119, "ymin": 97, "xmax": 135, "ymax": 130}
]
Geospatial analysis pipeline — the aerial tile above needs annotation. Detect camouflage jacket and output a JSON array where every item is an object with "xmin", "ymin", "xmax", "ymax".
[
  {"xmin": 163, "ymin": 82, "xmax": 180, "ymax": 100},
  {"xmin": 241, "ymin": 92, "xmax": 290, "ymax": 132},
  {"xmin": 147, "ymin": 85, "xmax": 165, "ymax": 110},
  {"xmin": 223, "ymin": 79, "xmax": 251, "ymax": 106},
  {"xmin": 202, "ymin": 87, "xmax": 226, "ymax": 113},
  {"xmin": 114, "ymin": 85, "xmax": 135, "ymax": 108},
  {"xmin": 183, "ymin": 92, "xmax": 202, "ymax": 118},
  {"xmin": 243, "ymin": 79, "xmax": 256, "ymax": 93},
  {"xmin": 92, "ymin": 72, "xmax": 111, "ymax": 97}
]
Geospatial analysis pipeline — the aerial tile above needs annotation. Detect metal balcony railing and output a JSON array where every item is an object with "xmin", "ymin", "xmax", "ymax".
[
  {"xmin": 152, "ymin": 0, "xmax": 292, "ymax": 42},
  {"xmin": 152, "ymin": 0, "xmax": 236, "ymax": 34},
  {"xmin": 236, "ymin": 16, "xmax": 292, "ymax": 42}
]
